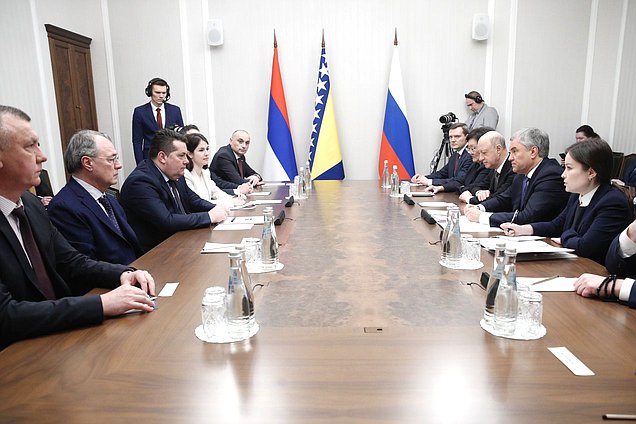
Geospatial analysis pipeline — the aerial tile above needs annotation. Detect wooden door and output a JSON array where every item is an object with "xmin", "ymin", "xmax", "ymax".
[{"xmin": 46, "ymin": 24, "xmax": 98, "ymax": 157}]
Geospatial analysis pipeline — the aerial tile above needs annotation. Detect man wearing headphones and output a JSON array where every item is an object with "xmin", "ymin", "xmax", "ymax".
[
  {"xmin": 464, "ymin": 90, "xmax": 499, "ymax": 131},
  {"xmin": 132, "ymin": 78, "xmax": 184, "ymax": 164}
]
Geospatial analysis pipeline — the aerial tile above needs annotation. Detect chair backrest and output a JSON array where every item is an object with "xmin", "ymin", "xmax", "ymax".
[
  {"xmin": 611, "ymin": 152, "xmax": 625, "ymax": 180},
  {"xmin": 620, "ymin": 153, "xmax": 636, "ymax": 181}
]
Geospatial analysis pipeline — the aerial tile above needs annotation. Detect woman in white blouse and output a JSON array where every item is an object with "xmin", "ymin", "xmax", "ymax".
[{"xmin": 183, "ymin": 132, "xmax": 245, "ymax": 208}]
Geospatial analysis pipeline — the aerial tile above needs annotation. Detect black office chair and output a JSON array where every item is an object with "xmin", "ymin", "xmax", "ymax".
[
  {"xmin": 611, "ymin": 152, "xmax": 625, "ymax": 180},
  {"xmin": 619, "ymin": 153, "xmax": 636, "ymax": 182}
]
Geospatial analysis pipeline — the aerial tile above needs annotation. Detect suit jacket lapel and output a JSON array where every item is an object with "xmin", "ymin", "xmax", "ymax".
[{"xmin": 0, "ymin": 212, "xmax": 40, "ymax": 290}]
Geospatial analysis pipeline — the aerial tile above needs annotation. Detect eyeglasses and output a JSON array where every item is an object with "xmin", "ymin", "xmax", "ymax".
[{"xmin": 96, "ymin": 155, "xmax": 120, "ymax": 164}]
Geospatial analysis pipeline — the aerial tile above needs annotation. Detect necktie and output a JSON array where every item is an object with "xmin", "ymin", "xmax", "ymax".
[
  {"xmin": 493, "ymin": 172, "xmax": 500, "ymax": 189},
  {"xmin": 520, "ymin": 176, "xmax": 530, "ymax": 203},
  {"xmin": 453, "ymin": 154, "xmax": 459, "ymax": 175},
  {"xmin": 156, "ymin": 108, "xmax": 163, "ymax": 129},
  {"xmin": 168, "ymin": 180, "xmax": 186, "ymax": 214},
  {"xmin": 98, "ymin": 195, "xmax": 122, "ymax": 235},
  {"xmin": 238, "ymin": 157, "xmax": 245, "ymax": 178},
  {"xmin": 572, "ymin": 205, "xmax": 586, "ymax": 228},
  {"xmin": 11, "ymin": 206, "xmax": 56, "ymax": 300}
]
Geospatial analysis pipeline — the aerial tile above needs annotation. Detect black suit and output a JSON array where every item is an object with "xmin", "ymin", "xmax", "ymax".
[
  {"xmin": 531, "ymin": 185, "xmax": 632, "ymax": 265},
  {"xmin": 210, "ymin": 144, "xmax": 261, "ymax": 188},
  {"xmin": 426, "ymin": 149, "xmax": 472, "ymax": 186},
  {"xmin": 480, "ymin": 158, "xmax": 569, "ymax": 228},
  {"xmin": 469, "ymin": 159, "xmax": 516, "ymax": 205},
  {"xmin": 605, "ymin": 232, "xmax": 636, "ymax": 307},
  {"xmin": 449, "ymin": 162, "xmax": 491, "ymax": 194},
  {"xmin": 119, "ymin": 160, "xmax": 215, "ymax": 252},
  {"xmin": 0, "ymin": 193, "xmax": 131, "ymax": 349}
]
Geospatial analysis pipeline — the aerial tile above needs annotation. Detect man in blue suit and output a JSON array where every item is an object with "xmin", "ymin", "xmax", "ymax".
[
  {"xmin": 411, "ymin": 123, "xmax": 472, "ymax": 188},
  {"xmin": 0, "ymin": 105, "xmax": 155, "ymax": 349},
  {"xmin": 465, "ymin": 127, "xmax": 569, "ymax": 228},
  {"xmin": 132, "ymin": 78, "xmax": 184, "ymax": 164},
  {"xmin": 48, "ymin": 130, "xmax": 142, "ymax": 265},
  {"xmin": 575, "ymin": 219, "xmax": 636, "ymax": 307},
  {"xmin": 120, "ymin": 129, "xmax": 228, "ymax": 252}
]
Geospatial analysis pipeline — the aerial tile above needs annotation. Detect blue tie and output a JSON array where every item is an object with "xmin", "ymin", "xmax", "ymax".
[{"xmin": 520, "ymin": 176, "xmax": 530, "ymax": 204}]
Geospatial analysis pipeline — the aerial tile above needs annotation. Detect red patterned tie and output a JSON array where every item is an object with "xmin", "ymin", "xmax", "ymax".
[
  {"xmin": 156, "ymin": 108, "xmax": 163, "ymax": 129},
  {"xmin": 12, "ymin": 206, "xmax": 56, "ymax": 299}
]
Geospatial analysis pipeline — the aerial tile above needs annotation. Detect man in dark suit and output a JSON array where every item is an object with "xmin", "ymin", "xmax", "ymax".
[
  {"xmin": 459, "ymin": 130, "xmax": 515, "ymax": 204},
  {"xmin": 411, "ymin": 123, "xmax": 472, "ymax": 188},
  {"xmin": 132, "ymin": 78, "xmax": 184, "ymax": 164},
  {"xmin": 0, "ymin": 105, "xmax": 155, "ymax": 349},
  {"xmin": 210, "ymin": 129, "xmax": 262, "ymax": 188},
  {"xmin": 465, "ymin": 127, "xmax": 569, "ymax": 228},
  {"xmin": 48, "ymin": 130, "xmax": 142, "ymax": 265},
  {"xmin": 423, "ymin": 126, "xmax": 492, "ymax": 195},
  {"xmin": 575, "ymin": 219, "xmax": 636, "ymax": 307},
  {"xmin": 120, "ymin": 129, "xmax": 228, "ymax": 252}
]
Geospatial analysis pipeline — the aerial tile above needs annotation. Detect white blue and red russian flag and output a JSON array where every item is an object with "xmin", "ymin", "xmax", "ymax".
[{"xmin": 378, "ymin": 35, "xmax": 415, "ymax": 180}]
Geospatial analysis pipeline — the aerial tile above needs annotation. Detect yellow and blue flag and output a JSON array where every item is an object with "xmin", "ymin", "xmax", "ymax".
[{"xmin": 308, "ymin": 34, "xmax": 344, "ymax": 180}]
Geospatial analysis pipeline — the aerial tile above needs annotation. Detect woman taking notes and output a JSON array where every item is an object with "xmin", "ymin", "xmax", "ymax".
[
  {"xmin": 501, "ymin": 138, "xmax": 632, "ymax": 265},
  {"xmin": 183, "ymin": 133, "xmax": 246, "ymax": 209}
]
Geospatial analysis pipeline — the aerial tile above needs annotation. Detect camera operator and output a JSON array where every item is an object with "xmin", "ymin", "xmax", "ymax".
[
  {"xmin": 464, "ymin": 90, "xmax": 499, "ymax": 130},
  {"xmin": 412, "ymin": 122, "xmax": 472, "ymax": 187}
]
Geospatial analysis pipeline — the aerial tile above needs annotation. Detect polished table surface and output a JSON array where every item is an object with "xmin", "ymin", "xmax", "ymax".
[{"xmin": 1, "ymin": 181, "xmax": 635, "ymax": 423}]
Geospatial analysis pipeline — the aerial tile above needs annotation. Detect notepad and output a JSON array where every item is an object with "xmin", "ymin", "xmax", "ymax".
[
  {"xmin": 248, "ymin": 191, "xmax": 271, "ymax": 196},
  {"xmin": 231, "ymin": 216, "xmax": 265, "ymax": 225},
  {"xmin": 201, "ymin": 243, "xmax": 239, "ymax": 253},
  {"xmin": 213, "ymin": 223, "xmax": 254, "ymax": 231},
  {"xmin": 517, "ymin": 276, "xmax": 577, "ymax": 292}
]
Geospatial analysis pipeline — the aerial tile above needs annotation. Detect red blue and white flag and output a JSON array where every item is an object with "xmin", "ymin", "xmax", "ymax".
[
  {"xmin": 262, "ymin": 32, "xmax": 298, "ymax": 181},
  {"xmin": 378, "ymin": 32, "xmax": 414, "ymax": 180}
]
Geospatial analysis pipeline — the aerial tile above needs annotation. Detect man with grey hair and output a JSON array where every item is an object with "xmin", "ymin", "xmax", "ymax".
[
  {"xmin": 459, "ymin": 130, "xmax": 515, "ymax": 205},
  {"xmin": 48, "ymin": 130, "xmax": 142, "ymax": 264},
  {"xmin": 0, "ymin": 105, "xmax": 155, "ymax": 349},
  {"xmin": 465, "ymin": 127, "xmax": 568, "ymax": 228}
]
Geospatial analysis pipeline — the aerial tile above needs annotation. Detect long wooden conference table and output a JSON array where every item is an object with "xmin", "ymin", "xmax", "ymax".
[{"xmin": 1, "ymin": 181, "xmax": 635, "ymax": 423}]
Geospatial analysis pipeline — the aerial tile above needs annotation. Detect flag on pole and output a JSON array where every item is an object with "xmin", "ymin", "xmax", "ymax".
[
  {"xmin": 308, "ymin": 31, "xmax": 344, "ymax": 180},
  {"xmin": 262, "ymin": 31, "xmax": 298, "ymax": 181},
  {"xmin": 378, "ymin": 29, "xmax": 415, "ymax": 180}
]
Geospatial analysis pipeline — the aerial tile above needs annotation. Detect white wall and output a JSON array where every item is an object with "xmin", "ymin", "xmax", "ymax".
[{"xmin": 1, "ymin": 0, "xmax": 635, "ymax": 188}]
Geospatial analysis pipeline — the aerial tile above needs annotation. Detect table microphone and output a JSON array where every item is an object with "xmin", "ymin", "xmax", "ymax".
[
  {"xmin": 403, "ymin": 194, "xmax": 415, "ymax": 205},
  {"xmin": 285, "ymin": 196, "xmax": 294, "ymax": 207},
  {"xmin": 274, "ymin": 209, "xmax": 285, "ymax": 225},
  {"xmin": 420, "ymin": 208, "xmax": 436, "ymax": 224}
]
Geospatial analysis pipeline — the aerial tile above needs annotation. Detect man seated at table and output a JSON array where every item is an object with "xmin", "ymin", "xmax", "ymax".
[
  {"xmin": 120, "ymin": 129, "xmax": 228, "ymax": 252},
  {"xmin": 48, "ymin": 130, "xmax": 143, "ymax": 265},
  {"xmin": 575, "ymin": 219, "xmax": 636, "ymax": 307},
  {"xmin": 424, "ymin": 126, "xmax": 493, "ymax": 195},
  {"xmin": 0, "ymin": 105, "xmax": 156, "ymax": 349},
  {"xmin": 459, "ymin": 130, "xmax": 516, "ymax": 205},
  {"xmin": 411, "ymin": 123, "xmax": 472, "ymax": 188},
  {"xmin": 210, "ymin": 129, "xmax": 262, "ymax": 189},
  {"xmin": 464, "ymin": 127, "xmax": 568, "ymax": 227}
]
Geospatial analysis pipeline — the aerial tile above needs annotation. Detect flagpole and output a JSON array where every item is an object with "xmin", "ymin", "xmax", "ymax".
[
  {"xmin": 274, "ymin": 28, "xmax": 277, "ymax": 48},
  {"xmin": 394, "ymin": 27, "xmax": 398, "ymax": 46}
]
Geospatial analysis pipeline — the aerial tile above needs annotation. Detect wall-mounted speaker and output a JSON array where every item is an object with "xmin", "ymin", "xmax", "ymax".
[
  {"xmin": 207, "ymin": 19, "xmax": 223, "ymax": 46},
  {"xmin": 472, "ymin": 14, "xmax": 490, "ymax": 41}
]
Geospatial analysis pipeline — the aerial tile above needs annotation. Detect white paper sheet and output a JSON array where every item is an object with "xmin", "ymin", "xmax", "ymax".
[
  {"xmin": 201, "ymin": 242, "xmax": 239, "ymax": 253},
  {"xmin": 517, "ymin": 277, "xmax": 577, "ymax": 292},
  {"xmin": 231, "ymin": 216, "xmax": 265, "ymax": 225},
  {"xmin": 213, "ymin": 223, "xmax": 254, "ymax": 231},
  {"xmin": 479, "ymin": 238, "xmax": 574, "ymax": 253},
  {"xmin": 548, "ymin": 347, "xmax": 595, "ymax": 376},
  {"xmin": 250, "ymin": 199, "xmax": 283, "ymax": 205},
  {"xmin": 248, "ymin": 191, "xmax": 271, "ymax": 196}
]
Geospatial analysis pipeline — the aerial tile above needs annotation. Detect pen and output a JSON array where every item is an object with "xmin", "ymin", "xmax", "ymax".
[
  {"xmin": 603, "ymin": 414, "xmax": 636, "ymax": 420},
  {"xmin": 510, "ymin": 209, "xmax": 519, "ymax": 224},
  {"xmin": 531, "ymin": 275, "xmax": 560, "ymax": 285}
]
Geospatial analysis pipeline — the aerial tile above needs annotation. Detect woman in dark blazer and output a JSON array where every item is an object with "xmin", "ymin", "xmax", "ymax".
[{"xmin": 501, "ymin": 138, "xmax": 632, "ymax": 265}]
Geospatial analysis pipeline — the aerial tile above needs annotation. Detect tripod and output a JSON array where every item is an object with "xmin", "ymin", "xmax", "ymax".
[{"xmin": 430, "ymin": 124, "xmax": 452, "ymax": 173}]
